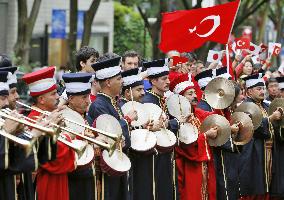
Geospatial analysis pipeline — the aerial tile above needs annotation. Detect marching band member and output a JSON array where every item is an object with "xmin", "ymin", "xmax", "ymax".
[
  {"xmin": 88, "ymin": 57, "xmax": 137, "ymax": 200},
  {"xmin": 120, "ymin": 68, "xmax": 158, "ymax": 200},
  {"xmin": 120, "ymin": 68, "xmax": 145, "ymax": 106},
  {"xmin": 196, "ymin": 67, "xmax": 244, "ymax": 200},
  {"xmin": 239, "ymin": 73, "xmax": 282, "ymax": 200},
  {"xmin": 270, "ymin": 76, "xmax": 284, "ymax": 199},
  {"xmin": 22, "ymin": 67, "xmax": 77, "ymax": 200},
  {"xmin": 169, "ymin": 73, "xmax": 217, "ymax": 200},
  {"xmin": 61, "ymin": 72, "xmax": 97, "ymax": 200},
  {"xmin": 142, "ymin": 59, "xmax": 179, "ymax": 200}
]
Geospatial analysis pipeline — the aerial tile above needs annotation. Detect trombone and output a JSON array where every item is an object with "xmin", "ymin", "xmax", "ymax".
[
  {"xmin": 16, "ymin": 101, "xmax": 120, "ymax": 141},
  {"xmin": 3, "ymin": 108, "xmax": 116, "ymax": 156}
]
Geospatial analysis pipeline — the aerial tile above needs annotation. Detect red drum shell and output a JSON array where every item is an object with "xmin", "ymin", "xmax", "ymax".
[{"xmin": 100, "ymin": 149, "xmax": 131, "ymax": 176}]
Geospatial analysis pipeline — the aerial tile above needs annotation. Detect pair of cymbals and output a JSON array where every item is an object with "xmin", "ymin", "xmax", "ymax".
[
  {"xmin": 230, "ymin": 112, "xmax": 254, "ymax": 145},
  {"xmin": 269, "ymin": 98, "xmax": 284, "ymax": 126},
  {"xmin": 204, "ymin": 77, "xmax": 235, "ymax": 109},
  {"xmin": 166, "ymin": 94, "xmax": 191, "ymax": 119},
  {"xmin": 200, "ymin": 114, "xmax": 231, "ymax": 146},
  {"xmin": 235, "ymin": 102, "xmax": 262, "ymax": 130}
]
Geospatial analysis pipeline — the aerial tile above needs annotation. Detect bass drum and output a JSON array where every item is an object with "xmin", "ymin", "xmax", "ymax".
[
  {"xmin": 131, "ymin": 129, "xmax": 157, "ymax": 154},
  {"xmin": 61, "ymin": 107, "xmax": 86, "ymax": 134},
  {"xmin": 100, "ymin": 149, "xmax": 131, "ymax": 176},
  {"xmin": 178, "ymin": 123, "xmax": 198, "ymax": 144},
  {"xmin": 72, "ymin": 139, "xmax": 95, "ymax": 170},
  {"xmin": 155, "ymin": 129, "xmax": 177, "ymax": 153}
]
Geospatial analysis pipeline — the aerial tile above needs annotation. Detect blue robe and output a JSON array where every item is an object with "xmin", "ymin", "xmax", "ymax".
[
  {"xmin": 142, "ymin": 91, "xmax": 179, "ymax": 200},
  {"xmin": 87, "ymin": 93, "xmax": 131, "ymax": 200},
  {"xmin": 0, "ymin": 133, "xmax": 56, "ymax": 200},
  {"xmin": 197, "ymin": 99, "xmax": 240, "ymax": 200},
  {"xmin": 271, "ymin": 126, "xmax": 284, "ymax": 197},
  {"xmin": 238, "ymin": 98, "xmax": 272, "ymax": 196}
]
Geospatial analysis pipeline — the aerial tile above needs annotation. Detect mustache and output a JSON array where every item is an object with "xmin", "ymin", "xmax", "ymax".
[
  {"xmin": 2, "ymin": 105, "xmax": 9, "ymax": 110},
  {"xmin": 192, "ymin": 97, "xmax": 198, "ymax": 103}
]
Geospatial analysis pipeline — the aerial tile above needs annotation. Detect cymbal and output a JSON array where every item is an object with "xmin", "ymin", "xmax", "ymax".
[
  {"xmin": 200, "ymin": 114, "xmax": 231, "ymax": 146},
  {"xmin": 230, "ymin": 112, "xmax": 254, "ymax": 145},
  {"xmin": 121, "ymin": 101, "xmax": 148, "ymax": 127},
  {"xmin": 166, "ymin": 94, "xmax": 191, "ymax": 119},
  {"xmin": 235, "ymin": 102, "xmax": 262, "ymax": 130},
  {"xmin": 269, "ymin": 98, "xmax": 284, "ymax": 126},
  {"xmin": 204, "ymin": 77, "xmax": 235, "ymax": 109}
]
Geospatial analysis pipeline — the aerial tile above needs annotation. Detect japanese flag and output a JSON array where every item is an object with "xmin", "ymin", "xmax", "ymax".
[
  {"xmin": 246, "ymin": 42, "xmax": 261, "ymax": 55},
  {"xmin": 207, "ymin": 50, "xmax": 222, "ymax": 63},
  {"xmin": 251, "ymin": 55, "xmax": 260, "ymax": 64},
  {"xmin": 268, "ymin": 42, "xmax": 281, "ymax": 58}
]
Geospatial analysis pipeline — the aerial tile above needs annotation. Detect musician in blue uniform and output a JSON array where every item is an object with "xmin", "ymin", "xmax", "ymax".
[
  {"xmin": 269, "ymin": 76, "xmax": 284, "ymax": 200},
  {"xmin": 239, "ymin": 73, "xmax": 282, "ymax": 200},
  {"xmin": 87, "ymin": 57, "xmax": 137, "ymax": 200},
  {"xmin": 61, "ymin": 72, "xmax": 98, "ymax": 200},
  {"xmin": 142, "ymin": 59, "xmax": 179, "ymax": 200}
]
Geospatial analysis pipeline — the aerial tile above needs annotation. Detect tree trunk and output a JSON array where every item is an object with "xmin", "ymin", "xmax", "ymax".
[
  {"xmin": 80, "ymin": 0, "xmax": 101, "ymax": 48},
  {"xmin": 14, "ymin": 0, "xmax": 42, "ymax": 66},
  {"xmin": 275, "ymin": 0, "xmax": 283, "ymax": 67},
  {"xmin": 68, "ymin": 0, "xmax": 78, "ymax": 72}
]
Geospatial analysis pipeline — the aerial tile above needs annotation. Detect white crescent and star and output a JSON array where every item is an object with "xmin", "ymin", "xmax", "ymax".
[{"xmin": 188, "ymin": 15, "xmax": 221, "ymax": 38}]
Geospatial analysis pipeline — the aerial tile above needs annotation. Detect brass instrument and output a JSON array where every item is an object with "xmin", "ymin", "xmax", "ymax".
[
  {"xmin": 16, "ymin": 101, "xmax": 120, "ymax": 141},
  {"xmin": 204, "ymin": 77, "xmax": 235, "ymax": 109},
  {"xmin": 8, "ymin": 106, "xmax": 117, "ymax": 156},
  {"xmin": 0, "ymin": 110, "xmax": 55, "ymax": 135}
]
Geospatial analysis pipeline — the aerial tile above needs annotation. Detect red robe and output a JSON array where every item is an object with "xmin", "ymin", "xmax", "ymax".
[
  {"xmin": 175, "ymin": 108, "xmax": 216, "ymax": 200},
  {"xmin": 28, "ymin": 109, "xmax": 76, "ymax": 200}
]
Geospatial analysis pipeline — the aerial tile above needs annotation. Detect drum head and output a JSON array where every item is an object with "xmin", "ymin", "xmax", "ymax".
[
  {"xmin": 121, "ymin": 101, "xmax": 148, "ymax": 127},
  {"xmin": 96, "ymin": 114, "xmax": 122, "ymax": 138},
  {"xmin": 179, "ymin": 123, "xmax": 198, "ymax": 144},
  {"xmin": 144, "ymin": 103, "xmax": 163, "ymax": 121},
  {"xmin": 102, "ymin": 149, "xmax": 131, "ymax": 172},
  {"xmin": 72, "ymin": 140, "xmax": 95, "ymax": 167},
  {"xmin": 61, "ymin": 107, "xmax": 85, "ymax": 133},
  {"xmin": 131, "ymin": 129, "xmax": 157, "ymax": 151},
  {"xmin": 155, "ymin": 129, "xmax": 177, "ymax": 147},
  {"xmin": 166, "ymin": 94, "xmax": 191, "ymax": 118}
]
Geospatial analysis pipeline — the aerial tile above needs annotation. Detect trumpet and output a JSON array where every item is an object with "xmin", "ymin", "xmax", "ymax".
[
  {"xmin": 0, "ymin": 110, "xmax": 55, "ymax": 135},
  {"xmin": 16, "ymin": 101, "xmax": 120, "ymax": 141},
  {"xmin": 4, "ymin": 107, "xmax": 116, "ymax": 156},
  {"xmin": 0, "ymin": 118, "xmax": 33, "ymax": 156}
]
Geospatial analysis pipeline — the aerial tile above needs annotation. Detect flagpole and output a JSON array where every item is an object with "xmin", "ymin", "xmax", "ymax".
[{"xmin": 225, "ymin": 0, "xmax": 241, "ymax": 80}]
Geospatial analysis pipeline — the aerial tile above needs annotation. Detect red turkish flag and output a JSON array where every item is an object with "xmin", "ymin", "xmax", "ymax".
[
  {"xmin": 235, "ymin": 37, "xmax": 250, "ymax": 49},
  {"xmin": 172, "ymin": 56, "xmax": 189, "ymax": 66},
  {"xmin": 159, "ymin": 0, "xmax": 241, "ymax": 53},
  {"xmin": 259, "ymin": 43, "xmax": 268, "ymax": 53},
  {"xmin": 272, "ymin": 46, "xmax": 281, "ymax": 56}
]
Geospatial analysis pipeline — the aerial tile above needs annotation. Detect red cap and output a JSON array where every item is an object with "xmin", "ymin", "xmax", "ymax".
[
  {"xmin": 22, "ymin": 67, "xmax": 57, "ymax": 96},
  {"xmin": 169, "ymin": 73, "xmax": 194, "ymax": 95}
]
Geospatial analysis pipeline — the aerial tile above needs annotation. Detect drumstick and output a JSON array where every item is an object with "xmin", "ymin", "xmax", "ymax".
[
  {"xmin": 119, "ymin": 141, "xmax": 123, "ymax": 160},
  {"xmin": 130, "ymin": 87, "xmax": 134, "ymax": 110},
  {"xmin": 162, "ymin": 121, "xmax": 172, "ymax": 142},
  {"xmin": 145, "ymin": 114, "xmax": 152, "ymax": 142}
]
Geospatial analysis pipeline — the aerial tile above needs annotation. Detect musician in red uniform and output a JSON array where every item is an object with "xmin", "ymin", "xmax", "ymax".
[
  {"xmin": 169, "ymin": 73, "xmax": 217, "ymax": 200},
  {"xmin": 22, "ymin": 67, "xmax": 76, "ymax": 200}
]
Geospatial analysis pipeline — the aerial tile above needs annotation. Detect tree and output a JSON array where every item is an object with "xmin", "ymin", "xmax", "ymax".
[
  {"xmin": 68, "ymin": 0, "xmax": 78, "ymax": 71},
  {"xmin": 14, "ymin": 0, "xmax": 42, "ymax": 66},
  {"xmin": 80, "ymin": 0, "xmax": 101, "ymax": 48},
  {"xmin": 113, "ymin": 2, "xmax": 152, "ymax": 58},
  {"xmin": 67, "ymin": 0, "xmax": 102, "ymax": 71}
]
